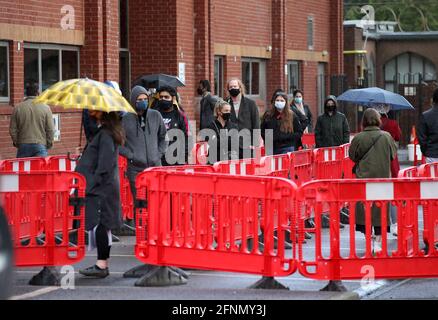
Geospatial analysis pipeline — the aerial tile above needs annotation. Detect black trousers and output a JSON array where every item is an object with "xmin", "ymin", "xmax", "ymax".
[
  {"xmin": 96, "ymin": 224, "xmax": 111, "ymax": 260},
  {"xmin": 356, "ymin": 224, "xmax": 390, "ymax": 236}
]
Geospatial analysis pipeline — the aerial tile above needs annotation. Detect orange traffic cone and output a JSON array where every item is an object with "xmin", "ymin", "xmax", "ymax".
[{"xmin": 410, "ymin": 126, "xmax": 418, "ymax": 144}]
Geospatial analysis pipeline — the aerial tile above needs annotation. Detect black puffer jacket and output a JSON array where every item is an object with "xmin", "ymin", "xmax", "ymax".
[{"xmin": 417, "ymin": 105, "xmax": 438, "ymax": 158}]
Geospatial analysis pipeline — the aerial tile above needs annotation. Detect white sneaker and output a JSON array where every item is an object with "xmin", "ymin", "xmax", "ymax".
[{"xmin": 390, "ymin": 223, "xmax": 398, "ymax": 237}]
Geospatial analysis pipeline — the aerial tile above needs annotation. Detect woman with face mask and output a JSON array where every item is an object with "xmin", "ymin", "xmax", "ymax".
[
  {"xmin": 205, "ymin": 99, "xmax": 239, "ymax": 164},
  {"xmin": 291, "ymin": 89, "xmax": 313, "ymax": 134},
  {"xmin": 261, "ymin": 91, "xmax": 303, "ymax": 155}
]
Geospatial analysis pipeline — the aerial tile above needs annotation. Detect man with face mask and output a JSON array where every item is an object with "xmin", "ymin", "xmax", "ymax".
[
  {"xmin": 119, "ymin": 85, "xmax": 168, "ymax": 220},
  {"xmin": 198, "ymin": 80, "xmax": 218, "ymax": 131},
  {"xmin": 226, "ymin": 78, "xmax": 260, "ymax": 158},
  {"xmin": 314, "ymin": 95, "xmax": 350, "ymax": 148},
  {"xmin": 157, "ymin": 85, "xmax": 189, "ymax": 165}
]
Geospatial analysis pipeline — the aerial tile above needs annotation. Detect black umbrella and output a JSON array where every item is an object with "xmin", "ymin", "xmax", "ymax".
[{"xmin": 133, "ymin": 73, "xmax": 185, "ymax": 89}]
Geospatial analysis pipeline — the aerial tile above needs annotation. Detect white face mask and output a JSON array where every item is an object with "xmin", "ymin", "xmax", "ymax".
[{"xmin": 275, "ymin": 101, "xmax": 286, "ymax": 110}]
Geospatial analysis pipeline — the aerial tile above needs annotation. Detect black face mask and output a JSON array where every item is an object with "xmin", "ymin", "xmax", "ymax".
[
  {"xmin": 228, "ymin": 88, "xmax": 240, "ymax": 97},
  {"xmin": 326, "ymin": 105, "xmax": 336, "ymax": 113},
  {"xmin": 197, "ymin": 88, "xmax": 204, "ymax": 96},
  {"xmin": 222, "ymin": 113, "xmax": 231, "ymax": 122},
  {"xmin": 158, "ymin": 100, "xmax": 173, "ymax": 111}
]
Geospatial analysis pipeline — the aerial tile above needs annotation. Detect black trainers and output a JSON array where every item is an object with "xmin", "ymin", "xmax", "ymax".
[{"xmin": 79, "ymin": 265, "xmax": 109, "ymax": 278}]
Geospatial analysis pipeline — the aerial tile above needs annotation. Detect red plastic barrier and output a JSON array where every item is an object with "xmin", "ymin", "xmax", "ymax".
[
  {"xmin": 147, "ymin": 165, "xmax": 215, "ymax": 174},
  {"xmin": 257, "ymin": 154, "xmax": 291, "ymax": 178},
  {"xmin": 312, "ymin": 147, "xmax": 344, "ymax": 180},
  {"xmin": 301, "ymin": 133, "xmax": 315, "ymax": 149},
  {"xmin": 398, "ymin": 166, "xmax": 419, "ymax": 178},
  {"xmin": 46, "ymin": 155, "xmax": 78, "ymax": 172},
  {"xmin": 213, "ymin": 158, "xmax": 259, "ymax": 175},
  {"xmin": 134, "ymin": 170, "xmax": 297, "ymax": 276},
  {"xmin": 0, "ymin": 157, "xmax": 47, "ymax": 172},
  {"xmin": 340, "ymin": 144, "xmax": 355, "ymax": 179},
  {"xmin": 118, "ymin": 155, "xmax": 134, "ymax": 221},
  {"xmin": 297, "ymin": 179, "xmax": 438, "ymax": 280},
  {"xmin": 1, "ymin": 171, "xmax": 86, "ymax": 267},
  {"xmin": 418, "ymin": 162, "xmax": 438, "ymax": 178},
  {"xmin": 191, "ymin": 142, "xmax": 209, "ymax": 165},
  {"xmin": 289, "ymin": 150, "xmax": 313, "ymax": 187}
]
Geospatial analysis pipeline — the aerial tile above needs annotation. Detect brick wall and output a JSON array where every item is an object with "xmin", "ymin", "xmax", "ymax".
[{"xmin": 0, "ymin": 0, "xmax": 84, "ymax": 30}]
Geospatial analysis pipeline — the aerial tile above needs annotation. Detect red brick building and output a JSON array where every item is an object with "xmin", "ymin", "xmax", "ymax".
[{"xmin": 0, "ymin": 0, "xmax": 344, "ymax": 158}]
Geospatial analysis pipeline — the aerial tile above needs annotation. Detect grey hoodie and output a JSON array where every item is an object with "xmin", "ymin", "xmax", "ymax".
[{"xmin": 119, "ymin": 86, "xmax": 168, "ymax": 181}]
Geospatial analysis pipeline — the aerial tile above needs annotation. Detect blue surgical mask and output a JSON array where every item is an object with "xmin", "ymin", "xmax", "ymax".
[
  {"xmin": 136, "ymin": 100, "xmax": 148, "ymax": 110},
  {"xmin": 295, "ymin": 97, "xmax": 303, "ymax": 104}
]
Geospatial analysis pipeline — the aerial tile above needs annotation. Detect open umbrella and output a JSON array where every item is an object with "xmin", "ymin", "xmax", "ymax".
[
  {"xmin": 33, "ymin": 78, "xmax": 136, "ymax": 114},
  {"xmin": 132, "ymin": 73, "xmax": 185, "ymax": 89},
  {"xmin": 336, "ymin": 87, "xmax": 414, "ymax": 110}
]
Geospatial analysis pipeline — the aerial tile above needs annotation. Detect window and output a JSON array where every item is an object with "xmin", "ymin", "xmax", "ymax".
[
  {"xmin": 383, "ymin": 52, "xmax": 437, "ymax": 92},
  {"xmin": 24, "ymin": 44, "xmax": 79, "ymax": 96},
  {"xmin": 287, "ymin": 61, "xmax": 301, "ymax": 94},
  {"xmin": 307, "ymin": 16, "xmax": 314, "ymax": 50},
  {"xmin": 214, "ymin": 56, "xmax": 223, "ymax": 97},
  {"xmin": 241, "ymin": 58, "xmax": 266, "ymax": 98},
  {"xmin": 0, "ymin": 42, "xmax": 9, "ymax": 102},
  {"xmin": 119, "ymin": 0, "xmax": 129, "ymax": 49}
]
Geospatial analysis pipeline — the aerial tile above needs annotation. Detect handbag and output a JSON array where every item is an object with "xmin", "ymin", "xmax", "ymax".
[{"xmin": 352, "ymin": 134, "xmax": 383, "ymax": 174}]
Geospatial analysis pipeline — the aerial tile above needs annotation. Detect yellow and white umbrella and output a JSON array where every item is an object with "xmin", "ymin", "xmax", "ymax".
[{"xmin": 33, "ymin": 78, "xmax": 136, "ymax": 113}]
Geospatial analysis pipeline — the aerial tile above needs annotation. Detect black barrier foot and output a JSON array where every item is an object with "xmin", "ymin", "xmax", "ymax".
[
  {"xmin": 248, "ymin": 276, "xmax": 288, "ymax": 290},
  {"xmin": 29, "ymin": 267, "xmax": 60, "ymax": 286},
  {"xmin": 123, "ymin": 264, "xmax": 155, "ymax": 278},
  {"xmin": 134, "ymin": 266, "xmax": 188, "ymax": 287},
  {"xmin": 112, "ymin": 234, "xmax": 120, "ymax": 243},
  {"xmin": 169, "ymin": 267, "xmax": 190, "ymax": 279},
  {"xmin": 112, "ymin": 223, "xmax": 136, "ymax": 236},
  {"xmin": 320, "ymin": 280, "xmax": 347, "ymax": 292}
]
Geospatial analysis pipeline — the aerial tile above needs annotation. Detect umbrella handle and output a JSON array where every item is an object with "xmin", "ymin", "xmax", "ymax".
[{"xmin": 78, "ymin": 110, "xmax": 83, "ymax": 148}]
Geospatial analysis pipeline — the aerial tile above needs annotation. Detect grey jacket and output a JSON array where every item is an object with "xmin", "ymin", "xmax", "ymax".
[{"xmin": 119, "ymin": 109, "xmax": 168, "ymax": 181}]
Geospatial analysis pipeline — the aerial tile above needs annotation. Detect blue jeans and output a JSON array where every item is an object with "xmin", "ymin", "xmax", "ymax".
[
  {"xmin": 274, "ymin": 146, "xmax": 294, "ymax": 155},
  {"xmin": 17, "ymin": 144, "xmax": 48, "ymax": 158}
]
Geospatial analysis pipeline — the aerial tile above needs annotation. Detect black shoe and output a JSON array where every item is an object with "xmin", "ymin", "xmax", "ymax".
[
  {"xmin": 79, "ymin": 265, "xmax": 109, "ymax": 278},
  {"xmin": 305, "ymin": 232, "xmax": 312, "ymax": 239},
  {"xmin": 321, "ymin": 215, "xmax": 330, "ymax": 228},
  {"xmin": 305, "ymin": 218, "xmax": 315, "ymax": 228}
]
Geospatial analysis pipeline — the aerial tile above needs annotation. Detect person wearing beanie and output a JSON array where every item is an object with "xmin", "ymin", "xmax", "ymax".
[
  {"xmin": 118, "ymin": 85, "xmax": 168, "ymax": 229},
  {"xmin": 314, "ymin": 95, "xmax": 350, "ymax": 148}
]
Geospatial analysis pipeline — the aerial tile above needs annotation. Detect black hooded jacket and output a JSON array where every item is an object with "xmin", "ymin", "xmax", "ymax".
[{"xmin": 314, "ymin": 96, "xmax": 350, "ymax": 148}]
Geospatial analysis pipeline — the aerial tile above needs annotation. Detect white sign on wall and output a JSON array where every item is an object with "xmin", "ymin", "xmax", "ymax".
[
  {"xmin": 53, "ymin": 114, "xmax": 61, "ymax": 142},
  {"xmin": 60, "ymin": 5, "xmax": 75, "ymax": 30},
  {"xmin": 178, "ymin": 62, "xmax": 186, "ymax": 85}
]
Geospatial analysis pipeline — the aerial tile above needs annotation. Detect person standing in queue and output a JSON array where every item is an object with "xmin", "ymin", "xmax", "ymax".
[
  {"xmin": 76, "ymin": 111, "xmax": 125, "ymax": 278},
  {"xmin": 261, "ymin": 91, "xmax": 302, "ymax": 155}
]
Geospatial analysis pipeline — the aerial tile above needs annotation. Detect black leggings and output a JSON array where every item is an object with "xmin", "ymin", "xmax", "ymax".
[
  {"xmin": 356, "ymin": 224, "xmax": 390, "ymax": 236},
  {"xmin": 96, "ymin": 224, "xmax": 111, "ymax": 260}
]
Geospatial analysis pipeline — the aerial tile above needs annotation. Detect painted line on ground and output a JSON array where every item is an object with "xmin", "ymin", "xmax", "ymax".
[{"xmin": 9, "ymin": 287, "xmax": 60, "ymax": 300}]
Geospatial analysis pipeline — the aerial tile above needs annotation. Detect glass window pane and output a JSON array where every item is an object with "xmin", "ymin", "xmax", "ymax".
[
  {"xmin": 384, "ymin": 59, "xmax": 396, "ymax": 82},
  {"xmin": 0, "ymin": 46, "xmax": 8, "ymax": 98},
  {"xmin": 288, "ymin": 61, "xmax": 299, "ymax": 94},
  {"xmin": 214, "ymin": 56, "xmax": 223, "ymax": 97},
  {"xmin": 62, "ymin": 51, "xmax": 78, "ymax": 80},
  {"xmin": 120, "ymin": 0, "xmax": 129, "ymax": 49},
  {"xmin": 411, "ymin": 54, "xmax": 423, "ymax": 75},
  {"xmin": 251, "ymin": 62, "xmax": 259, "ymax": 95},
  {"xmin": 24, "ymin": 48, "xmax": 39, "ymax": 96},
  {"xmin": 385, "ymin": 83, "xmax": 394, "ymax": 93},
  {"xmin": 425, "ymin": 59, "xmax": 436, "ymax": 81},
  {"xmin": 397, "ymin": 53, "xmax": 409, "ymax": 82},
  {"xmin": 42, "ymin": 49, "xmax": 59, "ymax": 91},
  {"xmin": 242, "ymin": 61, "xmax": 250, "ymax": 94}
]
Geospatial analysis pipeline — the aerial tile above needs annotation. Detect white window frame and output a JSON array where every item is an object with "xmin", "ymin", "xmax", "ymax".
[
  {"xmin": 0, "ymin": 41, "xmax": 10, "ymax": 103},
  {"xmin": 241, "ymin": 57, "xmax": 266, "ymax": 100},
  {"xmin": 24, "ymin": 43, "xmax": 80, "ymax": 94}
]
